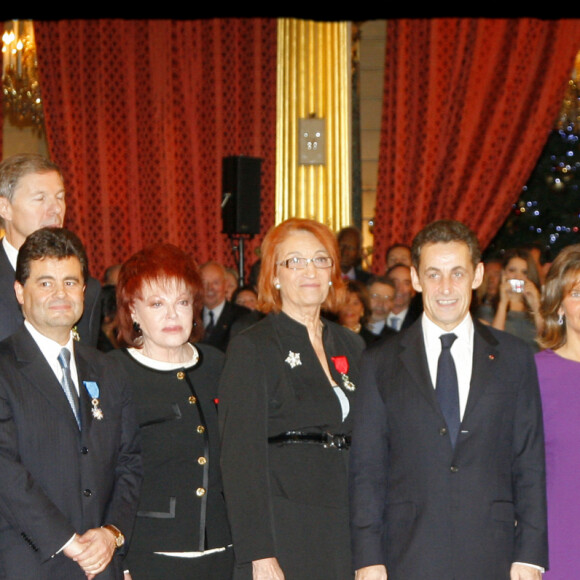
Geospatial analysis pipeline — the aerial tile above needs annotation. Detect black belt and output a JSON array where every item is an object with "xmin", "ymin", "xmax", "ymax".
[{"xmin": 268, "ymin": 431, "xmax": 351, "ymax": 450}]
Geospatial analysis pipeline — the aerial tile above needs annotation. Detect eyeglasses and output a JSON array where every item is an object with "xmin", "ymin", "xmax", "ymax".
[
  {"xmin": 370, "ymin": 293, "xmax": 394, "ymax": 302},
  {"xmin": 278, "ymin": 256, "xmax": 334, "ymax": 270}
]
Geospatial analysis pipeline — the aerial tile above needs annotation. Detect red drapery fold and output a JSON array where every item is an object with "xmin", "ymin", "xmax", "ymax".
[
  {"xmin": 34, "ymin": 19, "xmax": 277, "ymax": 281},
  {"xmin": 373, "ymin": 18, "xmax": 580, "ymax": 274}
]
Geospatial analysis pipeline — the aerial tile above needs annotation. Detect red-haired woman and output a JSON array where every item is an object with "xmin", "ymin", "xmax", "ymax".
[
  {"xmin": 109, "ymin": 243, "xmax": 233, "ymax": 579},
  {"xmin": 219, "ymin": 218, "xmax": 364, "ymax": 579}
]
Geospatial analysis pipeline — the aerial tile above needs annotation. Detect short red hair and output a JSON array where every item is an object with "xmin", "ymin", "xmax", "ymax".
[
  {"xmin": 257, "ymin": 218, "xmax": 345, "ymax": 314},
  {"xmin": 116, "ymin": 243, "xmax": 204, "ymax": 347}
]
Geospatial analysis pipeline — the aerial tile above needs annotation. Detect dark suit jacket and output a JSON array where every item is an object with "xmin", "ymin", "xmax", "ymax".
[
  {"xmin": 0, "ymin": 243, "xmax": 102, "ymax": 346},
  {"xmin": 201, "ymin": 300, "xmax": 250, "ymax": 352},
  {"xmin": 219, "ymin": 312, "xmax": 364, "ymax": 575},
  {"xmin": 108, "ymin": 346, "xmax": 231, "ymax": 559},
  {"xmin": 0, "ymin": 326, "xmax": 143, "ymax": 579},
  {"xmin": 349, "ymin": 317, "xmax": 548, "ymax": 579},
  {"xmin": 399, "ymin": 293, "xmax": 423, "ymax": 331},
  {"xmin": 371, "ymin": 323, "xmax": 397, "ymax": 340},
  {"xmin": 354, "ymin": 266, "xmax": 371, "ymax": 284},
  {"xmin": 359, "ymin": 325, "xmax": 387, "ymax": 347}
]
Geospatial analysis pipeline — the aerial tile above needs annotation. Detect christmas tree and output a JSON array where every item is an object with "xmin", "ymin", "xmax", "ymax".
[{"xmin": 485, "ymin": 73, "xmax": 580, "ymax": 264}]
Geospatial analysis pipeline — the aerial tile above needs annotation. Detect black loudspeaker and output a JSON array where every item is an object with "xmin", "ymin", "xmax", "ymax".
[{"xmin": 221, "ymin": 155, "xmax": 262, "ymax": 235}]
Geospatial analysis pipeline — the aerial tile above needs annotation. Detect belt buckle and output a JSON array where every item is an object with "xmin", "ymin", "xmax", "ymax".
[{"xmin": 323, "ymin": 432, "xmax": 345, "ymax": 449}]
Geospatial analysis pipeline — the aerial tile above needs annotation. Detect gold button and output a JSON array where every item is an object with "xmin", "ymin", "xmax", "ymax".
[
  {"xmin": 196, "ymin": 425, "xmax": 205, "ymax": 434},
  {"xmin": 198, "ymin": 456, "xmax": 207, "ymax": 465},
  {"xmin": 196, "ymin": 487, "xmax": 206, "ymax": 497},
  {"xmin": 188, "ymin": 396, "xmax": 197, "ymax": 404},
  {"xmin": 177, "ymin": 371, "xmax": 185, "ymax": 380}
]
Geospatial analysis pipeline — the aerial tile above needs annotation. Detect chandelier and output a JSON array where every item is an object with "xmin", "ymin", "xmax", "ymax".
[{"xmin": 2, "ymin": 20, "xmax": 44, "ymax": 134}]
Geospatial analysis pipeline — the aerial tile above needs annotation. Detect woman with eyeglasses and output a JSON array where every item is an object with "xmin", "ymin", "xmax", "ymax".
[{"xmin": 219, "ymin": 218, "xmax": 364, "ymax": 580}]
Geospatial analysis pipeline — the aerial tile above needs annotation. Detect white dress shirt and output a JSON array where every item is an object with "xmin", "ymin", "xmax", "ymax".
[
  {"xmin": 2, "ymin": 236, "xmax": 18, "ymax": 270},
  {"xmin": 344, "ymin": 266, "xmax": 357, "ymax": 280},
  {"xmin": 24, "ymin": 320, "xmax": 79, "ymax": 396},
  {"xmin": 387, "ymin": 308, "xmax": 408, "ymax": 331},
  {"xmin": 421, "ymin": 312, "xmax": 473, "ymax": 420},
  {"xmin": 203, "ymin": 300, "xmax": 226, "ymax": 328},
  {"xmin": 367, "ymin": 319, "xmax": 386, "ymax": 335}
]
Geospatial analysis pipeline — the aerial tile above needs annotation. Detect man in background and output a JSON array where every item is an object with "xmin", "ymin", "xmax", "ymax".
[
  {"xmin": 0, "ymin": 153, "xmax": 101, "ymax": 345},
  {"xmin": 366, "ymin": 275, "xmax": 397, "ymax": 339},
  {"xmin": 200, "ymin": 261, "xmax": 250, "ymax": 352},
  {"xmin": 385, "ymin": 243, "xmax": 412, "ymax": 270},
  {"xmin": 337, "ymin": 226, "xmax": 370, "ymax": 283},
  {"xmin": 385, "ymin": 263, "xmax": 422, "ymax": 331}
]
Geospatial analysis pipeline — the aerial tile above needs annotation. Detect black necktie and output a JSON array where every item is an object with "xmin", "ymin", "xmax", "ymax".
[
  {"xmin": 57, "ymin": 347, "xmax": 81, "ymax": 429},
  {"xmin": 205, "ymin": 310, "xmax": 215, "ymax": 335},
  {"xmin": 435, "ymin": 333, "xmax": 459, "ymax": 448}
]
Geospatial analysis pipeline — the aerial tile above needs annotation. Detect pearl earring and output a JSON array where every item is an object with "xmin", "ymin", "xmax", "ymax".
[
  {"xmin": 328, "ymin": 281, "xmax": 333, "ymax": 286},
  {"xmin": 275, "ymin": 282, "xmax": 281, "ymax": 289}
]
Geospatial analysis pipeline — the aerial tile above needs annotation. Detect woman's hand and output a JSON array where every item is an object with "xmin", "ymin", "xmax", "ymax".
[
  {"xmin": 252, "ymin": 557, "xmax": 285, "ymax": 580},
  {"xmin": 522, "ymin": 279, "xmax": 541, "ymax": 312},
  {"xmin": 522, "ymin": 279, "xmax": 544, "ymax": 332},
  {"xmin": 497, "ymin": 274, "xmax": 513, "ymax": 306},
  {"xmin": 492, "ymin": 274, "xmax": 511, "ymax": 330}
]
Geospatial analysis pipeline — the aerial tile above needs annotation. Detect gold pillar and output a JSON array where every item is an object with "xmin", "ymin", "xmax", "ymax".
[{"xmin": 276, "ymin": 19, "xmax": 352, "ymax": 230}]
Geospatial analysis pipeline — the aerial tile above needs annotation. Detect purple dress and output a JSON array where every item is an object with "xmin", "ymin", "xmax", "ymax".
[{"xmin": 535, "ymin": 349, "xmax": 580, "ymax": 577}]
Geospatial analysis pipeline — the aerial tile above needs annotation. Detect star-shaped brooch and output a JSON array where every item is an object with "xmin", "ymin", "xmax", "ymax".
[{"xmin": 285, "ymin": 351, "xmax": 302, "ymax": 368}]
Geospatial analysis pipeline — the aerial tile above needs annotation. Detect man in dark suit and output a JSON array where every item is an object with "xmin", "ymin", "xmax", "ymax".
[
  {"xmin": 349, "ymin": 220, "xmax": 547, "ymax": 580},
  {"xmin": 365, "ymin": 275, "xmax": 397, "ymax": 339},
  {"xmin": 337, "ymin": 226, "xmax": 371, "ymax": 283},
  {"xmin": 385, "ymin": 242, "xmax": 412, "ymax": 270},
  {"xmin": 0, "ymin": 154, "xmax": 102, "ymax": 345},
  {"xmin": 199, "ymin": 261, "xmax": 250, "ymax": 352},
  {"xmin": 0, "ymin": 227, "xmax": 142, "ymax": 579},
  {"xmin": 385, "ymin": 263, "xmax": 422, "ymax": 331}
]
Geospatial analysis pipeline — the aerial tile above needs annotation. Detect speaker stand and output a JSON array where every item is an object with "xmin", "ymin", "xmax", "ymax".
[{"xmin": 228, "ymin": 234, "xmax": 253, "ymax": 288}]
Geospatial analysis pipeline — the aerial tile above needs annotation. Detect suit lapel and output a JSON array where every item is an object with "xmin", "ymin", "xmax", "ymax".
[
  {"xmin": 12, "ymin": 326, "xmax": 80, "ymax": 433},
  {"xmin": 463, "ymin": 321, "xmax": 500, "ymax": 419},
  {"xmin": 399, "ymin": 320, "xmax": 440, "ymax": 412},
  {"xmin": 215, "ymin": 301, "xmax": 233, "ymax": 332}
]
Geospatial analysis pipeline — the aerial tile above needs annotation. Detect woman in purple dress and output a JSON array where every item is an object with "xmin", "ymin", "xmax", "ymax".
[{"xmin": 536, "ymin": 243, "xmax": 580, "ymax": 578}]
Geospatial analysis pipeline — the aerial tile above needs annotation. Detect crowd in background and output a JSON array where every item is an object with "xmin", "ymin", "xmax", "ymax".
[{"xmin": 0, "ymin": 152, "xmax": 578, "ymax": 580}]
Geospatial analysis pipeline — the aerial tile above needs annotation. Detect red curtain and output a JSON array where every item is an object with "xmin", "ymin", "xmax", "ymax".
[
  {"xmin": 34, "ymin": 19, "xmax": 277, "ymax": 281},
  {"xmin": 373, "ymin": 18, "xmax": 580, "ymax": 274}
]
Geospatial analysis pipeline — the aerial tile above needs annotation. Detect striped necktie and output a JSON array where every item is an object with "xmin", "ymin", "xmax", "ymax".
[{"xmin": 57, "ymin": 347, "xmax": 81, "ymax": 429}]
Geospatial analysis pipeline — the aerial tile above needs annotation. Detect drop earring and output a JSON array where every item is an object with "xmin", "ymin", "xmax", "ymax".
[
  {"xmin": 558, "ymin": 313, "xmax": 565, "ymax": 326},
  {"xmin": 275, "ymin": 281, "xmax": 281, "ymax": 289},
  {"xmin": 133, "ymin": 320, "xmax": 142, "ymax": 334}
]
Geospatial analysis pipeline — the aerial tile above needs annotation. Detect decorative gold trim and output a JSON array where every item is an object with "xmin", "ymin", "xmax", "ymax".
[{"xmin": 276, "ymin": 19, "xmax": 352, "ymax": 230}]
